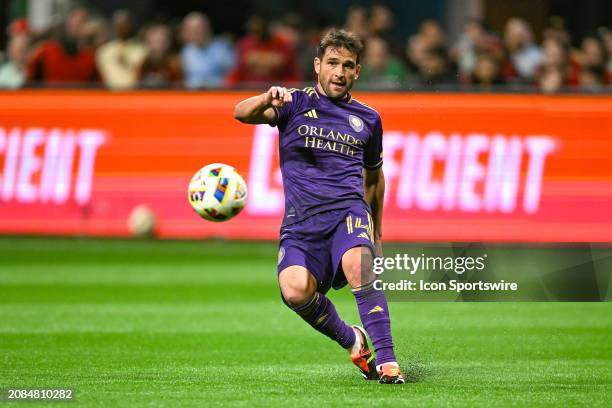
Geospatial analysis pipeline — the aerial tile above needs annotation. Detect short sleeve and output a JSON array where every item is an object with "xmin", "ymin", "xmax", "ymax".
[
  {"xmin": 363, "ymin": 115, "xmax": 383, "ymax": 169},
  {"xmin": 269, "ymin": 89, "xmax": 302, "ymax": 131}
]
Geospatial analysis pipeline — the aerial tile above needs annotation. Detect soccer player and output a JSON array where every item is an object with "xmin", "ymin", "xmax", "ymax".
[{"xmin": 233, "ymin": 29, "xmax": 404, "ymax": 384}]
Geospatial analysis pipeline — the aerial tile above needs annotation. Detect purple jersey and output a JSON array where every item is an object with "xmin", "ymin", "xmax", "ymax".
[{"xmin": 271, "ymin": 85, "xmax": 383, "ymax": 226}]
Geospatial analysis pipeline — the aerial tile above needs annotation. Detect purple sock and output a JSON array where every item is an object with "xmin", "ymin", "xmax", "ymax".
[
  {"xmin": 289, "ymin": 292, "xmax": 356, "ymax": 349},
  {"xmin": 352, "ymin": 283, "xmax": 396, "ymax": 365}
]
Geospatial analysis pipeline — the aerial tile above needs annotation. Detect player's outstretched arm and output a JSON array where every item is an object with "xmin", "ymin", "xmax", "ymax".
[
  {"xmin": 233, "ymin": 86, "xmax": 293, "ymax": 125},
  {"xmin": 364, "ymin": 167, "xmax": 385, "ymax": 257}
]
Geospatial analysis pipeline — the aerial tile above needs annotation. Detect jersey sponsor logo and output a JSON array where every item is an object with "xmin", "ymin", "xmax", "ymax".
[
  {"xmin": 296, "ymin": 124, "xmax": 364, "ymax": 157},
  {"xmin": 296, "ymin": 125, "xmax": 363, "ymax": 145},
  {"xmin": 349, "ymin": 114, "xmax": 364, "ymax": 132},
  {"xmin": 303, "ymin": 109, "xmax": 318, "ymax": 119}
]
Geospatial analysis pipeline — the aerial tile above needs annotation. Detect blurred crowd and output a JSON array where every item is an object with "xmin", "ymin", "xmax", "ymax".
[{"xmin": 0, "ymin": 4, "xmax": 611, "ymax": 92}]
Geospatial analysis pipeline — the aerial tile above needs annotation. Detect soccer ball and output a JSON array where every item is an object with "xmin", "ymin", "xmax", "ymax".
[
  {"xmin": 188, "ymin": 163, "xmax": 248, "ymax": 222},
  {"xmin": 127, "ymin": 205, "xmax": 157, "ymax": 237}
]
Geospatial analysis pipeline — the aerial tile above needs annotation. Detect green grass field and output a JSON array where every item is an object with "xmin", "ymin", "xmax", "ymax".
[{"xmin": 0, "ymin": 237, "xmax": 610, "ymax": 407}]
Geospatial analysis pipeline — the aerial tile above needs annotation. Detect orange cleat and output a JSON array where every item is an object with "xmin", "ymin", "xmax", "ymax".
[
  {"xmin": 349, "ymin": 325, "xmax": 378, "ymax": 380},
  {"xmin": 378, "ymin": 363, "xmax": 405, "ymax": 384}
]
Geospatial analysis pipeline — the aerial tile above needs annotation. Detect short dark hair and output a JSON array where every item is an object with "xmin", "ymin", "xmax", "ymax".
[{"xmin": 317, "ymin": 29, "xmax": 363, "ymax": 63}]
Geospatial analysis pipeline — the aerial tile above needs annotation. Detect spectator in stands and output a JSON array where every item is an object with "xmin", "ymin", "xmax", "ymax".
[
  {"xmin": 417, "ymin": 46, "xmax": 454, "ymax": 86},
  {"xmin": 26, "ymin": 7, "xmax": 98, "ymax": 86},
  {"xmin": 538, "ymin": 66, "xmax": 563, "ymax": 94},
  {"xmin": 406, "ymin": 20, "xmax": 455, "ymax": 85},
  {"xmin": 579, "ymin": 36, "xmax": 607, "ymax": 76},
  {"xmin": 344, "ymin": 5, "xmax": 369, "ymax": 42},
  {"xmin": 542, "ymin": 15, "xmax": 571, "ymax": 46},
  {"xmin": 470, "ymin": 52, "xmax": 504, "ymax": 89},
  {"xmin": 537, "ymin": 37, "xmax": 579, "ymax": 87},
  {"xmin": 452, "ymin": 19, "xmax": 482, "ymax": 80},
  {"xmin": 419, "ymin": 20, "xmax": 446, "ymax": 50},
  {"xmin": 503, "ymin": 18, "xmax": 542, "ymax": 82},
  {"xmin": 273, "ymin": 13, "xmax": 315, "ymax": 82},
  {"xmin": 0, "ymin": 33, "xmax": 29, "ymax": 89},
  {"xmin": 7, "ymin": 18, "xmax": 28, "ymax": 38},
  {"xmin": 601, "ymin": 28, "xmax": 612, "ymax": 83},
  {"xmin": 226, "ymin": 15, "xmax": 299, "ymax": 86},
  {"xmin": 180, "ymin": 12, "xmax": 235, "ymax": 89},
  {"xmin": 359, "ymin": 36, "xmax": 409, "ymax": 88},
  {"xmin": 579, "ymin": 66, "xmax": 605, "ymax": 91},
  {"xmin": 138, "ymin": 23, "xmax": 183, "ymax": 88},
  {"xmin": 97, "ymin": 10, "xmax": 146, "ymax": 90},
  {"xmin": 82, "ymin": 16, "xmax": 110, "ymax": 50},
  {"xmin": 369, "ymin": 4, "xmax": 401, "ymax": 57},
  {"xmin": 537, "ymin": 28, "xmax": 575, "ymax": 94},
  {"xmin": 452, "ymin": 19, "xmax": 503, "ymax": 83},
  {"xmin": 581, "ymin": 34, "xmax": 610, "ymax": 86},
  {"xmin": 405, "ymin": 34, "xmax": 427, "ymax": 75}
]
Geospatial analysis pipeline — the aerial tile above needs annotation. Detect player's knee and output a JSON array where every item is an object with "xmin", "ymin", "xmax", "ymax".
[
  {"xmin": 278, "ymin": 267, "xmax": 317, "ymax": 307},
  {"xmin": 342, "ymin": 246, "xmax": 374, "ymax": 289},
  {"xmin": 343, "ymin": 259, "xmax": 362, "ymax": 287},
  {"xmin": 280, "ymin": 280, "xmax": 317, "ymax": 307}
]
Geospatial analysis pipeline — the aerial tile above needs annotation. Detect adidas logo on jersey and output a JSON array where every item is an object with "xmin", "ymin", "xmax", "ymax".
[
  {"xmin": 303, "ymin": 109, "xmax": 318, "ymax": 118},
  {"xmin": 358, "ymin": 232, "xmax": 370, "ymax": 240}
]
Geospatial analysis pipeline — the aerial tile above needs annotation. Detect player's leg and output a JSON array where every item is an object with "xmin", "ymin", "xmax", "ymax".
[
  {"xmin": 343, "ymin": 246, "xmax": 395, "ymax": 363},
  {"xmin": 331, "ymin": 205, "xmax": 404, "ymax": 383},
  {"xmin": 342, "ymin": 246, "xmax": 404, "ymax": 384},
  {"xmin": 278, "ymin": 265, "xmax": 356, "ymax": 350}
]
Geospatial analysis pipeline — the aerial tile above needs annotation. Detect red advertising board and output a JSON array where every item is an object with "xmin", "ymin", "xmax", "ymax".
[{"xmin": 0, "ymin": 91, "xmax": 611, "ymax": 242}]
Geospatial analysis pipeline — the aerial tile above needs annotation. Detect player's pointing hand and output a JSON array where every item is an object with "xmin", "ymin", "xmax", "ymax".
[{"xmin": 264, "ymin": 86, "xmax": 292, "ymax": 108}]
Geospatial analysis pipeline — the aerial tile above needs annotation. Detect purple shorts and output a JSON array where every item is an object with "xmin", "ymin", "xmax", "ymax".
[{"xmin": 277, "ymin": 203, "xmax": 376, "ymax": 294}]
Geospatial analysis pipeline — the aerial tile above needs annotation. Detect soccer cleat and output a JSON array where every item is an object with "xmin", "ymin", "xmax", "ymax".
[
  {"xmin": 349, "ymin": 325, "xmax": 378, "ymax": 380},
  {"xmin": 377, "ymin": 363, "xmax": 406, "ymax": 384}
]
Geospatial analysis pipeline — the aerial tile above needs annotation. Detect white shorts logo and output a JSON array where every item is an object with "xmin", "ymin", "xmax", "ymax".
[
  {"xmin": 278, "ymin": 247, "xmax": 286, "ymax": 265},
  {"xmin": 349, "ymin": 115, "xmax": 364, "ymax": 132}
]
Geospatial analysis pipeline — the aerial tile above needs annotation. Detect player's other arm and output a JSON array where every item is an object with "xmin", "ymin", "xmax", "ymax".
[
  {"xmin": 364, "ymin": 167, "xmax": 385, "ymax": 257},
  {"xmin": 233, "ymin": 86, "xmax": 292, "ymax": 124}
]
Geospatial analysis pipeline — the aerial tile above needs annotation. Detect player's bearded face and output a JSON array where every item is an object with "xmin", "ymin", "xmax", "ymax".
[{"xmin": 315, "ymin": 47, "xmax": 361, "ymax": 100}]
